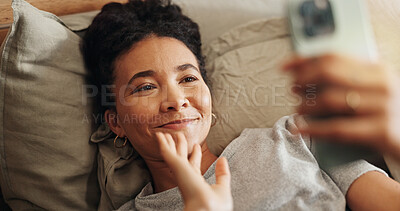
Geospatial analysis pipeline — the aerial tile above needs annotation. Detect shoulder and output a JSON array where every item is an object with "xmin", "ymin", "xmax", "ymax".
[
  {"xmin": 244, "ymin": 113, "xmax": 310, "ymax": 146},
  {"xmin": 241, "ymin": 113, "xmax": 308, "ymax": 136},
  {"xmin": 220, "ymin": 114, "xmax": 312, "ymax": 157}
]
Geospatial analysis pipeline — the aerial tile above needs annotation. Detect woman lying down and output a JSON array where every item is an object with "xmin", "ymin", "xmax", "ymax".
[{"xmin": 82, "ymin": 0, "xmax": 400, "ymax": 210}]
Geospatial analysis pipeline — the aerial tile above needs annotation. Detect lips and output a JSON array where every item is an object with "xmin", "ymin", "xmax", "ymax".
[{"xmin": 156, "ymin": 118, "xmax": 199, "ymax": 129}]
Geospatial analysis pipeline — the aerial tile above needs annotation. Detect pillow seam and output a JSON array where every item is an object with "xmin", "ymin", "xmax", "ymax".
[{"xmin": 0, "ymin": 0, "xmax": 22, "ymax": 198}]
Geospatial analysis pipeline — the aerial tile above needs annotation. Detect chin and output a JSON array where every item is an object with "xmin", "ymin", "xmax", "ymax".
[{"xmin": 184, "ymin": 131, "xmax": 206, "ymax": 150}]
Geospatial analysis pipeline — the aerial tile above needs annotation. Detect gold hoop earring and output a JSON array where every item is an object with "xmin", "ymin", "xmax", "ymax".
[
  {"xmin": 211, "ymin": 113, "xmax": 217, "ymax": 127},
  {"xmin": 114, "ymin": 136, "xmax": 128, "ymax": 148}
]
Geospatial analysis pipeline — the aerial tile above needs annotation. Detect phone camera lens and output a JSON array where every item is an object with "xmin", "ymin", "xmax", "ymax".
[{"xmin": 300, "ymin": 0, "xmax": 335, "ymax": 38}]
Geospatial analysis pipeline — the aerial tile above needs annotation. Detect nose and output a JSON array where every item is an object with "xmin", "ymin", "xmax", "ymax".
[{"xmin": 160, "ymin": 84, "xmax": 189, "ymax": 112}]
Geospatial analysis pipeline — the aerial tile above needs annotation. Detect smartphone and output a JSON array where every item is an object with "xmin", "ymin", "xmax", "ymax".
[
  {"xmin": 288, "ymin": 0, "xmax": 377, "ymax": 60},
  {"xmin": 287, "ymin": 0, "xmax": 380, "ymax": 169}
]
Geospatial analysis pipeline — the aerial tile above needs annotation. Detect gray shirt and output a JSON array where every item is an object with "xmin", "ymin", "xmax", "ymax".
[{"xmin": 118, "ymin": 114, "xmax": 386, "ymax": 211}]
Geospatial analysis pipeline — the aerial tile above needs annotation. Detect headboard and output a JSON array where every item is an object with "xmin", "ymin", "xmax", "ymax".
[{"xmin": 0, "ymin": 0, "xmax": 128, "ymax": 44}]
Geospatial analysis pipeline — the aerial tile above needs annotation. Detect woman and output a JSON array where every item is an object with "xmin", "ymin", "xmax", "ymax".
[{"xmin": 82, "ymin": 0, "xmax": 400, "ymax": 210}]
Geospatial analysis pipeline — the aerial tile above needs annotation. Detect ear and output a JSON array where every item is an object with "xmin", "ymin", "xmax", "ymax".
[{"xmin": 105, "ymin": 109, "xmax": 127, "ymax": 137}]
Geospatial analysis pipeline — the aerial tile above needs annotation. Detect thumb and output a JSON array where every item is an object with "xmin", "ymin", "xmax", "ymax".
[{"xmin": 215, "ymin": 157, "xmax": 231, "ymax": 188}]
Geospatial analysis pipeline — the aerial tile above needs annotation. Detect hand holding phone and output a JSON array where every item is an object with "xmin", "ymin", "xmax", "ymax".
[{"xmin": 287, "ymin": 0, "xmax": 383, "ymax": 168}]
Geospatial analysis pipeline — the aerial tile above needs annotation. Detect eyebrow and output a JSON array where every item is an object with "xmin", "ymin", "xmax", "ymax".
[
  {"xmin": 176, "ymin": 63, "xmax": 199, "ymax": 72},
  {"xmin": 127, "ymin": 70, "xmax": 155, "ymax": 86},
  {"xmin": 126, "ymin": 63, "xmax": 199, "ymax": 86}
]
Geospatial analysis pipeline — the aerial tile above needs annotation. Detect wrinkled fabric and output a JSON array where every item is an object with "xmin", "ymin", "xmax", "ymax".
[
  {"xmin": 0, "ymin": 0, "xmax": 99, "ymax": 210},
  {"xmin": 91, "ymin": 123, "xmax": 151, "ymax": 211},
  {"xmin": 204, "ymin": 18, "xmax": 297, "ymax": 156},
  {"xmin": 118, "ymin": 115, "xmax": 386, "ymax": 211}
]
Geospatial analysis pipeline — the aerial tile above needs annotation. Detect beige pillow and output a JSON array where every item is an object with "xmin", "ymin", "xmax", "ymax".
[
  {"xmin": 91, "ymin": 124, "xmax": 151, "ymax": 211},
  {"xmin": 205, "ymin": 18, "xmax": 297, "ymax": 155},
  {"xmin": 0, "ymin": 0, "xmax": 99, "ymax": 210},
  {"xmin": 173, "ymin": 0, "xmax": 286, "ymax": 43}
]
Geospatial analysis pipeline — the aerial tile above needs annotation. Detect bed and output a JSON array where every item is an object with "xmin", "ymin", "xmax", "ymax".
[{"xmin": 1, "ymin": 0, "xmax": 400, "ymax": 210}]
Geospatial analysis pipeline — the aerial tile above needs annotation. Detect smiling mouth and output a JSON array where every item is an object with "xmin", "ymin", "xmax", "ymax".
[{"xmin": 157, "ymin": 118, "xmax": 200, "ymax": 129}]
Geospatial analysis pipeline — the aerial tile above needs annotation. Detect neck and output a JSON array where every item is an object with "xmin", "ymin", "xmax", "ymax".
[{"xmin": 145, "ymin": 142, "xmax": 218, "ymax": 193}]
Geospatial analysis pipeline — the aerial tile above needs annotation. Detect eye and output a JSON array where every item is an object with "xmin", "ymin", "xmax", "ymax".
[
  {"xmin": 133, "ymin": 84, "xmax": 156, "ymax": 93},
  {"xmin": 181, "ymin": 76, "xmax": 198, "ymax": 83}
]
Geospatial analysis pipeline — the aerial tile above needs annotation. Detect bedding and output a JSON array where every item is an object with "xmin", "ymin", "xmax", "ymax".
[
  {"xmin": 172, "ymin": 0, "xmax": 286, "ymax": 43},
  {"xmin": 1, "ymin": 0, "xmax": 400, "ymax": 210},
  {"xmin": 204, "ymin": 18, "xmax": 296, "ymax": 155},
  {"xmin": 91, "ymin": 124, "xmax": 151, "ymax": 211},
  {"xmin": 0, "ymin": 0, "xmax": 99, "ymax": 210}
]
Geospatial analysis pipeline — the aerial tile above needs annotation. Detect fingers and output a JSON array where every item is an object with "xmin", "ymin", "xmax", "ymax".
[
  {"xmin": 176, "ymin": 132, "xmax": 188, "ymax": 158},
  {"xmin": 299, "ymin": 115, "xmax": 386, "ymax": 150},
  {"xmin": 156, "ymin": 132, "xmax": 171, "ymax": 157},
  {"xmin": 157, "ymin": 132, "xmax": 233, "ymax": 209},
  {"xmin": 284, "ymin": 54, "xmax": 400, "ymax": 158},
  {"xmin": 156, "ymin": 132, "xmax": 178, "ymax": 165},
  {"xmin": 212, "ymin": 157, "xmax": 232, "ymax": 206},
  {"xmin": 156, "ymin": 132, "xmax": 201, "ymax": 173},
  {"xmin": 282, "ymin": 56, "xmax": 313, "ymax": 71},
  {"xmin": 297, "ymin": 87, "xmax": 387, "ymax": 116},
  {"xmin": 284, "ymin": 54, "xmax": 388, "ymax": 92},
  {"xmin": 164, "ymin": 133, "xmax": 177, "ymax": 154},
  {"xmin": 163, "ymin": 135, "xmax": 207, "ymax": 200},
  {"xmin": 284, "ymin": 54, "xmax": 391, "ymax": 117},
  {"xmin": 157, "ymin": 132, "xmax": 188, "ymax": 158},
  {"xmin": 189, "ymin": 143, "xmax": 202, "ymax": 175},
  {"xmin": 215, "ymin": 157, "xmax": 231, "ymax": 189},
  {"xmin": 156, "ymin": 132, "xmax": 204, "ymax": 178}
]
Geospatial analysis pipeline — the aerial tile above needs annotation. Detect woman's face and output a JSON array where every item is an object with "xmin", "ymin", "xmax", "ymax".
[{"xmin": 107, "ymin": 36, "xmax": 212, "ymax": 159}]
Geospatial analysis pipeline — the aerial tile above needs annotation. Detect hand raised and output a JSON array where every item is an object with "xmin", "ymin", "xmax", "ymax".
[
  {"xmin": 283, "ymin": 54, "xmax": 400, "ymax": 160},
  {"xmin": 156, "ymin": 132, "xmax": 233, "ymax": 211}
]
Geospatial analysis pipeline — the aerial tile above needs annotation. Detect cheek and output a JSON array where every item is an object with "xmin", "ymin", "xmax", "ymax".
[
  {"xmin": 190, "ymin": 84, "xmax": 212, "ymax": 115},
  {"xmin": 189, "ymin": 84, "xmax": 212, "ymax": 137},
  {"xmin": 116, "ymin": 97, "xmax": 163, "ymax": 154},
  {"xmin": 117, "ymin": 96, "xmax": 161, "ymax": 134}
]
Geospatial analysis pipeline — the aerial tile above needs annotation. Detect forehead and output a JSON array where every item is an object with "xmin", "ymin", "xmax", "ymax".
[{"xmin": 115, "ymin": 36, "xmax": 198, "ymax": 77}]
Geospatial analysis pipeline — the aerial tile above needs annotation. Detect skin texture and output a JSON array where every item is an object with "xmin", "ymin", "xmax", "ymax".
[
  {"xmin": 156, "ymin": 132, "xmax": 233, "ymax": 211},
  {"xmin": 283, "ymin": 54, "xmax": 400, "ymax": 160},
  {"xmin": 346, "ymin": 171, "xmax": 400, "ymax": 211},
  {"xmin": 283, "ymin": 54, "xmax": 400, "ymax": 210},
  {"xmin": 105, "ymin": 35, "xmax": 218, "ymax": 193}
]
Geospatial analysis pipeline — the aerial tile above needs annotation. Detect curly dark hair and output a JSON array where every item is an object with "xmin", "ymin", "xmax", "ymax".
[{"xmin": 82, "ymin": 0, "xmax": 208, "ymax": 112}]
